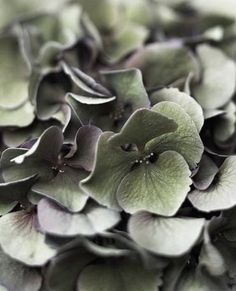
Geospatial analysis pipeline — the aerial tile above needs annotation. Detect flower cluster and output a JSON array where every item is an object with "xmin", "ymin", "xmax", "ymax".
[{"xmin": 0, "ymin": 0, "xmax": 236, "ymax": 290}]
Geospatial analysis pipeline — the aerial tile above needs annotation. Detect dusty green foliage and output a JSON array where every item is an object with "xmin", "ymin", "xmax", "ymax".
[{"xmin": 0, "ymin": 0, "xmax": 236, "ymax": 290}]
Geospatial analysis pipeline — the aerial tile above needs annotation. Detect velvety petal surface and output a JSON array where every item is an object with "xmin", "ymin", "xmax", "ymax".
[
  {"xmin": 37, "ymin": 198, "xmax": 120, "ymax": 236},
  {"xmin": 150, "ymin": 88, "xmax": 204, "ymax": 132},
  {"xmin": 117, "ymin": 151, "xmax": 191, "ymax": 216},
  {"xmin": 192, "ymin": 45, "xmax": 236, "ymax": 110},
  {"xmin": 149, "ymin": 102, "xmax": 204, "ymax": 169},
  {"xmin": 129, "ymin": 212, "xmax": 204, "ymax": 256},
  {"xmin": 189, "ymin": 157, "xmax": 236, "ymax": 212},
  {"xmin": 0, "ymin": 248, "xmax": 42, "ymax": 291},
  {"xmin": 0, "ymin": 210, "xmax": 56, "ymax": 266},
  {"xmin": 32, "ymin": 167, "xmax": 88, "ymax": 212},
  {"xmin": 81, "ymin": 132, "xmax": 137, "ymax": 209},
  {"xmin": 78, "ymin": 258, "xmax": 161, "ymax": 291}
]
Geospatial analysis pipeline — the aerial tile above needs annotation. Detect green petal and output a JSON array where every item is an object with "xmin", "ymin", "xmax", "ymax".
[
  {"xmin": 150, "ymin": 88, "xmax": 204, "ymax": 132},
  {"xmin": 176, "ymin": 269, "xmax": 228, "ymax": 291},
  {"xmin": 66, "ymin": 125, "xmax": 102, "ymax": 171},
  {"xmin": 45, "ymin": 248, "xmax": 95, "ymax": 291},
  {"xmin": 149, "ymin": 101, "xmax": 204, "ymax": 169},
  {"xmin": 2, "ymin": 119, "xmax": 62, "ymax": 147},
  {"xmin": 65, "ymin": 93, "xmax": 105, "ymax": 126},
  {"xmin": 66, "ymin": 93, "xmax": 116, "ymax": 105},
  {"xmin": 0, "ymin": 0, "xmax": 67, "ymax": 30},
  {"xmin": 192, "ymin": 155, "xmax": 218, "ymax": 191},
  {"xmin": 222, "ymin": 208, "xmax": 236, "ymax": 242},
  {"xmin": 189, "ymin": 157, "xmax": 236, "ymax": 212},
  {"xmin": 82, "ymin": 239, "xmax": 132, "ymax": 258},
  {"xmin": 32, "ymin": 166, "xmax": 88, "ymax": 212},
  {"xmin": 37, "ymin": 42, "xmax": 64, "ymax": 69},
  {"xmin": 213, "ymin": 239, "xmax": 236, "ymax": 283},
  {"xmin": 63, "ymin": 107, "xmax": 82, "ymax": 143},
  {"xmin": 117, "ymin": 151, "xmax": 191, "ymax": 216},
  {"xmin": 36, "ymin": 72, "xmax": 70, "ymax": 120},
  {"xmin": 129, "ymin": 212, "xmax": 204, "ymax": 256},
  {"xmin": 81, "ymin": 132, "xmax": 137, "ymax": 209},
  {"xmin": 103, "ymin": 23, "xmax": 148, "ymax": 62},
  {"xmin": 124, "ymin": 0, "xmax": 154, "ymax": 27},
  {"xmin": 52, "ymin": 104, "xmax": 71, "ymax": 126},
  {"xmin": 109, "ymin": 108, "xmax": 177, "ymax": 150},
  {"xmin": 203, "ymin": 27, "xmax": 224, "ymax": 42},
  {"xmin": 0, "ymin": 102, "xmax": 35, "ymax": 128},
  {"xmin": 0, "ymin": 210, "xmax": 56, "ymax": 266},
  {"xmin": 78, "ymin": 258, "xmax": 161, "ymax": 291},
  {"xmin": 191, "ymin": 0, "xmax": 236, "ymax": 19},
  {"xmin": 0, "ymin": 248, "xmax": 42, "ymax": 291},
  {"xmin": 192, "ymin": 45, "xmax": 236, "ymax": 110},
  {"xmin": 78, "ymin": 0, "xmax": 122, "ymax": 32},
  {"xmin": 0, "ymin": 202, "xmax": 17, "ymax": 216},
  {"xmin": 125, "ymin": 42, "xmax": 199, "ymax": 87},
  {"xmin": 20, "ymin": 15, "xmax": 60, "ymax": 66},
  {"xmin": 183, "ymin": 72, "xmax": 194, "ymax": 95},
  {"xmin": 203, "ymin": 109, "xmax": 224, "ymax": 120},
  {"xmin": 21, "ymin": 5, "xmax": 82, "ymax": 63},
  {"xmin": 1, "ymin": 148, "xmax": 54, "ymax": 183},
  {"xmin": 162, "ymin": 256, "xmax": 189, "ymax": 291},
  {"xmin": 213, "ymin": 102, "xmax": 236, "ymax": 143},
  {"xmin": 0, "ymin": 176, "xmax": 36, "ymax": 215},
  {"xmin": 38, "ymin": 198, "xmax": 120, "ymax": 236},
  {"xmin": 102, "ymin": 68, "xmax": 150, "ymax": 109},
  {"xmin": 1, "ymin": 126, "xmax": 63, "ymax": 182},
  {"xmin": 199, "ymin": 224, "xmax": 226, "ymax": 276},
  {"xmin": 10, "ymin": 126, "xmax": 63, "ymax": 165},
  {"xmin": 57, "ymin": 4, "xmax": 83, "ymax": 47},
  {"xmin": 62, "ymin": 62, "xmax": 111, "ymax": 97},
  {"xmin": 0, "ymin": 36, "xmax": 29, "ymax": 108}
]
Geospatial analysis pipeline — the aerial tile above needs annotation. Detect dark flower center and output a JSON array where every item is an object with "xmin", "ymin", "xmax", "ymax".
[{"xmin": 131, "ymin": 152, "xmax": 158, "ymax": 171}]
